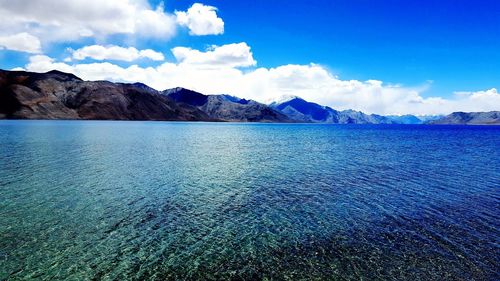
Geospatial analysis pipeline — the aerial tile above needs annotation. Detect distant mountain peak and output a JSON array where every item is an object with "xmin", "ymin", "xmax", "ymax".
[
  {"xmin": 45, "ymin": 70, "xmax": 82, "ymax": 81},
  {"xmin": 46, "ymin": 70, "xmax": 69, "ymax": 75},
  {"xmin": 429, "ymin": 111, "xmax": 499, "ymax": 125},
  {"xmin": 269, "ymin": 96, "xmax": 402, "ymax": 124}
]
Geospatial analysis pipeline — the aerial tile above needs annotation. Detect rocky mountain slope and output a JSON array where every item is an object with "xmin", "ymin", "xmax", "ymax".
[
  {"xmin": 429, "ymin": 111, "xmax": 500, "ymax": 125},
  {"xmin": 164, "ymin": 87, "xmax": 290, "ymax": 122},
  {"xmin": 0, "ymin": 69, "xmax": 211, "ymax": 121}
]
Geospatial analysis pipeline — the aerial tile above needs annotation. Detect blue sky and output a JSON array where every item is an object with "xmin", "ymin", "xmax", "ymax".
[
  {"xmin": 0, "ymin": 0, "xmax": 499, "ymax": 114},
  {"xmin": 168, "ymin": 0, "xmax": 500, "ymax": 97}
]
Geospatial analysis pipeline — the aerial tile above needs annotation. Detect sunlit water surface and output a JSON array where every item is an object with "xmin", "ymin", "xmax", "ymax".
[{"xmin": 0, "ymin": 121, "xmax": 499, "ymax": 280}]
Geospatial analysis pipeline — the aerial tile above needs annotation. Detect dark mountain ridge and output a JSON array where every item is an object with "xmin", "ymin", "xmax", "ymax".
[
  {"xmin": 1, "ymin": 69, "xmax": 497, "ymax": 124},
  {"xmin": 0, "ymin": 69, "xmax": 289, "ymax": 122},
  {"xmin": 0, "ymin": 69, "xmax": 211, "ymax": 121}
]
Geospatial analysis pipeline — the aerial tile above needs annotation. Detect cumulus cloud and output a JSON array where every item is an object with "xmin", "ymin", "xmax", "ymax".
[
  {"xmin": 24, "ymin": 45, "xmax": 500, "ymax": 116},
  {"xmin": 0, "ymin": 0, "xmax": 177, "ymax": 42},
  {"xmin": 176, "ymin": 3, "xmax": 224, "ymax": 35},
  {"xmin": 0, "ymin": 1, "xmax": 228, "ymax": 53},
  {"xmin": 172, "ymin": 42, "xmax": 256, "ymax": 68},
  {"xmin": 71, "ymin": 45, "xmax": 164, "ymax": 62},
  {"xmin": 0, "ymin": 32, "xmax": 42, "ymax": 53}
]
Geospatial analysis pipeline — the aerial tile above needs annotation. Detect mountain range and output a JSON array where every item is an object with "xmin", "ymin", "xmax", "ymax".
[
  {"xmin": 0, "ymin": 69, "xmax": 211, "ymax": 121},
  {"xmin": 0, "ymin": 69, "xmax": 498, "ymax": 125},
  {"xmin": 165, "ymin": 87, "xmax": 289, "ymax": 122},
  {"xmin": 428, "ymin": 111, "xmax": 500, "ymax": 125}
]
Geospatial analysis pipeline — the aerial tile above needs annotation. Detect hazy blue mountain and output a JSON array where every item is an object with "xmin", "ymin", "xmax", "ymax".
[
  {"xmin": 386, "ymin": 115, "xmax": 444, "ymax": 124},
  {"xmin": 269, "ymin": 97, "xmax": 334, "ymax": 122},
  {"xmin": 429, "ymin": 111, "xmax": 500, "ymax": 125},
  {"xmin": 415, "ymin": 115, "xmax": 443, "ymax": 123},
  {"xmin": 386, "ymin": 115, "xmax": 423, "ymax": 124},
  {"xmin": 270, "ymin": 97, "xmax": 394, "ymax": 124},
  {"xmin": 164, "ymin": 87, "xmax": 290, "ymax": 122}
]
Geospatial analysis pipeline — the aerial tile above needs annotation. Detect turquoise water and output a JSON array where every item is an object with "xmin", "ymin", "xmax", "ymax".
[{"xmin": 0, "ymin": 121, "xmax": 499, "ymax": 280}]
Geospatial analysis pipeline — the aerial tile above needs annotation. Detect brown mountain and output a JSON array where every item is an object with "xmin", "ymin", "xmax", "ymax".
[{"xmin": 0, "ymin": 69, "xmax": 211, "ymax": 121}]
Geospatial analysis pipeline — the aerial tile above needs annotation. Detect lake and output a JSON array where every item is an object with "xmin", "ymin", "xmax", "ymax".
[{"xmin": 0, "ymin": 121, "xmax": 498, "ymax": 280}]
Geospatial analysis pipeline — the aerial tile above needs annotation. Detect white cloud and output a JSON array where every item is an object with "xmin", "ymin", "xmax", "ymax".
[
  {"xmin": 176, "ymin": 3, "xmax": 224, "ymax": 35},
  {"xmin": 24, "ymin": 45, "xmax": 500, "ymax": 116},
  {"xmin": 135, "ymin": 3, "xmax": 177, "ymax": 39},
  {"xmin": 0, "ymin": 32, "xmax": 42, "ymax": 53},
  {"xmin": 71, "ymin": 45, "xmax": 164, "ymax": 62},
  {"xmin": 0, "ymin": 0, "xmax": 177, "ymax": 42},
  {"xmin": 27, "ymin": 55, "xmax": 74, "ymax": 73},
  {"xmin": 172, "ymin": 42, "xmax": 256, "ymax": 68},
  {"xmin": 0, "ymin": 1, "xmax": 229, "ymax": 53},
  {"xmin": 137, "ymin": 49, "xmax": 165, "ymax": 61}
]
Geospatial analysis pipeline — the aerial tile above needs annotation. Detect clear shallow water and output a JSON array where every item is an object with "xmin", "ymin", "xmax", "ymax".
[{"xmin": 0, "ymin": 121, "xmax": 499, "ymax": 281}]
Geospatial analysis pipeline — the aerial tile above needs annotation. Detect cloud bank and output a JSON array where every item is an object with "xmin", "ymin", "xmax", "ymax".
[
  {"xmin": 71, "ymin": 45, "xmax": 164, "ymax": 62},
  {"xmin": 0, "ymin": 1, "xmax": 224, "ymax": 53},
  {"xmin": 172, "ymin": 43, "xmax": 256, "ymax": 68},
  {"xmin": 0, "ymin": 0, "xmax": 177, "ymax": 43},
  {"xmin": 23, "ymin": 43, "xmax": 500, "ymax": 115}
]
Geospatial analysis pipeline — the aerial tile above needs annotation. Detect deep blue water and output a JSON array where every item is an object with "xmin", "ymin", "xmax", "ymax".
[{"xmin": 0, "ymin": 121, "xmax": 499, "ymax": 280}]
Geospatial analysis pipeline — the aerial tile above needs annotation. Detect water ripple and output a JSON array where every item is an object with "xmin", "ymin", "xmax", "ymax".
[{"xmin": 0, "ymin": 121, "xmax": 499, "ymax": 280}]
